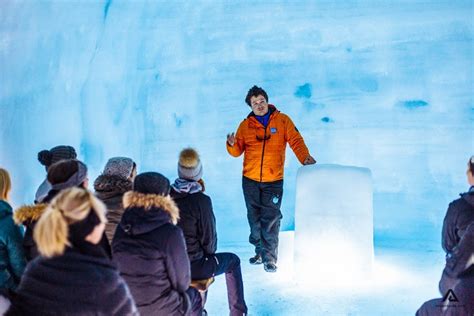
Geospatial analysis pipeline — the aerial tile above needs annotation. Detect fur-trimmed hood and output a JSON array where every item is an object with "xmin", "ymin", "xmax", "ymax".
[
  {"xmin": 120, "ymin": 191, "xmax": 180, "ymax": 236},
  {"xmin": 13, "ymin": 204, "xmax": 48, "ymax": 225},
  {"xmin": 94, "ymin": 174, "xmax": 133, "ymax": 195}
]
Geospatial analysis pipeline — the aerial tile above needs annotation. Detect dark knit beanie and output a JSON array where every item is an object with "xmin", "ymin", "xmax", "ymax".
[
  {"xmin": 48, "ymin": 160, "xmax": 88, "ymax": 190},
  {"xmin": 177, "ymin": 148, "xmax": 203, "ymax": 181},
  {"xmin": 133, "ymin": 172, "xmax": 170, "ymax": 196},
  {"xmin": 38, "ymin": 146, "xmax": 77, "ymax": 168}
]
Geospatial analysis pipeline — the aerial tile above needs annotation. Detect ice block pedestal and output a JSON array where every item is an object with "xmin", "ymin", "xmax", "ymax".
[{"xmin": 294, "ymin": 164, "xmax": 374, "ymax": 285}]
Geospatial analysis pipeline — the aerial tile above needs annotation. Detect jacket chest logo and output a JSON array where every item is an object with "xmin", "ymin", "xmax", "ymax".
[{"xmin": 270, "ymin": 127, "xmax": 277, "ymax": 134}]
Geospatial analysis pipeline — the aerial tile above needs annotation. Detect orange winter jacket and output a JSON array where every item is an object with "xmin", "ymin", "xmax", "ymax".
[{"xmin": 227, "ymin": 105, "xmax": 310, "ymax": 182}]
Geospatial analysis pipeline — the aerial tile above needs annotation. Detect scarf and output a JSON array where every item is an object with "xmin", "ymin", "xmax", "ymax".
[{"xmin": 171, "ymin": 178, "xmax": 203, "ymax": 194}]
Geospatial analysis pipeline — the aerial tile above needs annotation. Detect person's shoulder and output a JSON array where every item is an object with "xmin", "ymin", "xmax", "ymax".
[
  {"xmin": 277, "ymin": 111, "xmax": 289, "ymax": 119},
  {"xmin": 185, "ymin": 191, "xmax": 211, "ymax": 206},
  {"xmin": 453, "ymin": 192, "xmax": 474, "ymax": 205},
  {"xmin": 448, "ymin": 198, "xmax": 462, "ymax": 210},
  {"xmin": 0, "ymin": 214, "xmax": 18, "ymax": 235},
  {"xmin": 160, "ymin": 222, "xmax": 183, "ymax": 236},
  {"xmin": 239, "ymin": 117, "xmax": 250, "ymax": 126},
  {"xmin": 161, "ymin": 224, "xmax": 186, "ymax": 246},
  {"xmin": 192, "ymin": 191, "xmax": 211, "ymax": 200},
  {"xmin": 196, "ymin": 192, "xmax": 212, "ymax": 208},
  {"xmin": 448, "ymin": 195, "xmax": 472, "ymax": 212}
]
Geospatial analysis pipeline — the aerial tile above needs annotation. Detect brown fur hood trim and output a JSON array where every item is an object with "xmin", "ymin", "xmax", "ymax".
[
  {"xmin": 13, "ymin": 203, "xmax": 48, "ymax": 224},
  {"xmin": 123, "ymin": 191, "xmax": 180, "ymax": 225}
]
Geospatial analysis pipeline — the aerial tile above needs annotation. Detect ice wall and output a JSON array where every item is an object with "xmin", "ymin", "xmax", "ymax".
[{"xmin": 1, "ymin": 1, "xmax": 472, "ymax": 245}]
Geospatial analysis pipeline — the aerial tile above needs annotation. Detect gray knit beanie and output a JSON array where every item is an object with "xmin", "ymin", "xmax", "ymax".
[
  {"xmin": 103, "ymin": 157, "xmax": 135, "ymax": 179},
  {"xmin": 177, "ymin": 148, "xmax": 203, "ymax": 181}
]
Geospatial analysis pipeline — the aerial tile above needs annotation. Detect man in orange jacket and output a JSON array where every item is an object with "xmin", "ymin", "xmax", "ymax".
[{"xmin": 226, "ymin": 85, "xmax": 316, "ymax": 273}]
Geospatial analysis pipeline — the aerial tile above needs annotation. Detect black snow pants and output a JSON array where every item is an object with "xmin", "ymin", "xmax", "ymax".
[
  {"xmin": 191, "ymin": 253, "xmax": 247, "ymax": 316},
  {"xmin": 242, "ymin": 176, "xmax": 283, "ymax": 264}
]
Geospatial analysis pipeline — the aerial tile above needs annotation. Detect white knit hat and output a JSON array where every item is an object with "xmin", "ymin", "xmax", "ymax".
[{"xmin": 178, "ymin": 148, "xmax": 203, "ymax": 181}]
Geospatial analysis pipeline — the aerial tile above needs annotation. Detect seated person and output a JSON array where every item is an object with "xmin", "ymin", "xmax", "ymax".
[
  {"xmin": 7, "ymin": 188, "xmax": 137, "ymax": 315},
  {"xmin": 112, "ymin": 172, "xmax": 202, "ymax": 316},
  {"xmin": 171, "ymin": 148, "xmax": 248, "ymax": 316}
]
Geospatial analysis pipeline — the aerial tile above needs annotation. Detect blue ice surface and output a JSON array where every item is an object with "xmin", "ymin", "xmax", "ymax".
[
  {"xmin": 1, "ymin": 1, "xmax": 473, "ymax": 314},
  {"xmin": 294, "ymin": 83, "xmax": 312, "ymax": 99}
]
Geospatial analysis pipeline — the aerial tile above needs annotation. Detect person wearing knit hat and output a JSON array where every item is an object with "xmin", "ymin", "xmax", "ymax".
[
  {"xmin": 16, "ymin": 159, "xmax": 103, "ymax": 262},
  {"xmin": 94, "ymin": 157, "xmax": 137, "ymax": 243},
  {"xmin": 172, "ymin": 148, "xmax": 205, "ymax": 194},
  {"xmin": 103, "ymin": 157, "xmax": 136, "ymax": 179},
  {"xmin": 35, "ymin": 145, "xmax": 77, "ymax": 203},
  {"xmin": 171, "ymin": 148, "xmax": 248, "ymax": 316},
  {"xmin": 133, "ymin": 172, "xmax": 170, "ymax": 195},
  {"xmin": 112, "ymin": 172, "xmax": 202, "ymax": 316},
  {"xmin": 44, "ymin": 159, "xmax": 89, "ymax": 203},
  {"xmin": 177, "ymin": 149, "xmax": 203, "ymax": 182},
  {"xmin": 37, "ymin": 146, "xmax": 77, "ymax": 170}
]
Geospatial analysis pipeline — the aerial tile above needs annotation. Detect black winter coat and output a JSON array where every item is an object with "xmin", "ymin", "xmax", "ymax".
[
  {"xmin": 6, "ymin": 247, "xmax": 137, "ymax": 315},
  {"xmin": 440, "ymin": 221, "xmax": 474, "ymax": 294},
  {"xmin": 442, "ymin": 190, "xmax": 474, "ymax": 255},
  {"xmin": 112, "ymin": 191, "xmax": 192, "ymax": 316},
  {"xmin": 171, "ymin": 189, "xmax": 217, "ymax": 262},
  {"xmin": 94, "ymin": 174, "xmax": 133, "ymax": 243}
]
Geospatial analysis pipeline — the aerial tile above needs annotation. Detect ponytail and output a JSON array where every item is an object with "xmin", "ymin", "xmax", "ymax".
[
  {"xmin": 34, "ymin": 187, "xmax": 107, "ymax": 258},
  {"xmin": 34, "ymin": 205, "xmax": 69, "ymax": 257}
]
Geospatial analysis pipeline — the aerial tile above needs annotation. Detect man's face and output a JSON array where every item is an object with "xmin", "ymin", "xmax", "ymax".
[{"xmin": 250, "ymin": 95, "xmax": 269, "ymax": 116}]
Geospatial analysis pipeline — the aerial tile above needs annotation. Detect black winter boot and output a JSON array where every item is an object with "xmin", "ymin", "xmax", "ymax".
[{"xmin": 249, "ymin": 254, "xmax": 262, "ymax": 265}]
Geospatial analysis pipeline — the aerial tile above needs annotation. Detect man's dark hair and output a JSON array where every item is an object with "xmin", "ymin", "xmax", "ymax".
[{"xmin": 245, "ymin": 85, "xmax": 268, "ymax": 106}]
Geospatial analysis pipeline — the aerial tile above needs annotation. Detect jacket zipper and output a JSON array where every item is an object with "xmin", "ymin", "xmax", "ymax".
[
  {"xmin": 260, "ymin": 127, "xmax": 267, "ymax": 182},
  {"xmin": 256, "ymin": 110, "xmax": 274, "ymax": 182}
]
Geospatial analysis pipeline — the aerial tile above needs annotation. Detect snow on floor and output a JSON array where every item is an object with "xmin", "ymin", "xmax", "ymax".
[{"xmin": 205, "ymin": 232, "xmax": 445, "ymax": 316}]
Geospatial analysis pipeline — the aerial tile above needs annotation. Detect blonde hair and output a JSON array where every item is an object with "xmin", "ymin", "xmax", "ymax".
[
  {"xmin": 0, "ymin": 168, "xmax": 12, "ymax": 201},
  {"xmin": 34, "ymin": 187, "xmax": 107, "ymax": 258}
]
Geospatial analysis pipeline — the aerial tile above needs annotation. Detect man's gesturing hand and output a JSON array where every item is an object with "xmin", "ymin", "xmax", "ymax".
[{"xmin": 227, "ymin": 132, "xmax": 235, "ymax": 146}]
